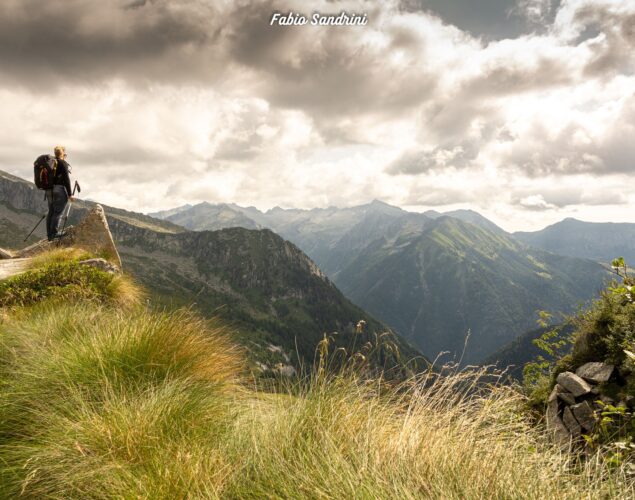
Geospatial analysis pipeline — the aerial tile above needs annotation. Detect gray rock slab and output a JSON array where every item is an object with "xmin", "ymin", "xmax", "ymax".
[
  {"xmin": 575, "ymin": 362, "xmax": 614, "ymax": 384},
  {"xmin": 548, "ymin": 385, "xmax": 561, "ymax": 402},
  {"xmin": 571, "ymin": 401, "xmax": 595, "ymax": 431},
  {"xmin": 556, "ymin": 371, "xmax": 592, "ymax": 397},
  {"xmin": 549, "ymin": 384, "xmax": 576, "ymax": 405},
  {"xmin": 563, "ymin": 406, "xmax": 582, "ymax": 437},
  {"xmin": 558, "ymin": 392, "xmax": 576, "ymax": 406},
  {"xmin": 546, "ymin": 399, "xmax": 571, "ymax": 448}
]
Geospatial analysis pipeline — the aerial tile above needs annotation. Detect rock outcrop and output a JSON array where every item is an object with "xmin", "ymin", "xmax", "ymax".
[
  {"xmin": 79, "ymin": 258, "xmax": 120, "ymax": 274},
  {"xmin": 15, "ymin": 205, "xmax": 122, "ymax": 268},
  {"xmin": 576, "ymin": 362, "xmax": 614, "ymax": 384},
  {"xmin": 546, "ymin": 362, "xmax": 617, "ymax": 446},
  {"xmin": 556, "ymin": 371, "xmax": 592, "ymax": 397}
]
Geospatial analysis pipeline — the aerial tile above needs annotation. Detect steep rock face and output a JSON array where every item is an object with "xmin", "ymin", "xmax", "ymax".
[
  {"xmin": 0, "ymin": 170, "xmax": 48, "ymax": 214},
  {"xmin": 108, "ymin": 218, "xmax": 326, "ymax": 300},
  {"xmin": 107, "ymin": 218, "xmax": 422, "ymax": 370}
]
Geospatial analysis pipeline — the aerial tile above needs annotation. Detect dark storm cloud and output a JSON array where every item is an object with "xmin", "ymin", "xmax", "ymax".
[
  {"xmin": 0, "ymin": 0, "xmax": 439, "ymax": 120},
  {"xmin": 0, "ymin": 0, "xmax": 222, "ymax": 89},
  {"xmin": 225, "ymin": 1, "xmax": 439, "ymax": 119}
]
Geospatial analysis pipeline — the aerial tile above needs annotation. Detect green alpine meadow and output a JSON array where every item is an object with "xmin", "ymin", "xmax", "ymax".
[{"xmin": 0, "ymin": 247, "xmax": 633, "ymax": 498}]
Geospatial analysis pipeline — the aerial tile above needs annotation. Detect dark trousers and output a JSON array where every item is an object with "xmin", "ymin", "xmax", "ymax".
[{"xmin": 45, "ymin": 186, "xmax": 68, "ymax": 241}]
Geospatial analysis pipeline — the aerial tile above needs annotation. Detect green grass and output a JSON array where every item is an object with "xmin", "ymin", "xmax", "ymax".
[
  {"xmin": 0, "ymin": 248, "xmax": 141, "ymax": 309},
  {"xmin": 0, "ymin": 304, "xmax": 244, "ymax": 498},
  {"xmin": 0, "ymin": 250, "xmax": 633, "ymax": 498}
]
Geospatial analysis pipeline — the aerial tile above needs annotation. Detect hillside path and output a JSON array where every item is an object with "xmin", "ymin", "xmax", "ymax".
[{"xmin": 0, "ymin": 258, "xmax": 30, "ymax": 280}]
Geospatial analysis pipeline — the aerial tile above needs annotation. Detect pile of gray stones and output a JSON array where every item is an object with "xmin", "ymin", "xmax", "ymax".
[{"xmin": 546, "ymin": 362, "xmax": 627, "ymax": 446}]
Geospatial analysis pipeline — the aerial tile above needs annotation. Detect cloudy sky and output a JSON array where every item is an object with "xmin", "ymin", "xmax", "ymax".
[{"xmin": 0, "ymin": 0, "xmax": 633, "ymax": 231}]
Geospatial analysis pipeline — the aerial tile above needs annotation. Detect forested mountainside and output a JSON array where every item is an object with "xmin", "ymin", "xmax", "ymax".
[{"xmin": 153, "ymin": 200, "xmax": 610, "ymax": 364}]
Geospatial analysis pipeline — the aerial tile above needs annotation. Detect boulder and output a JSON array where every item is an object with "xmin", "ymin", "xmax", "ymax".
[
  {"xmin": 548, "ymin": 384, "xmax": 562, "ymax": 402},
  {"xmin": 556, "ymin": 372, "xmax": 592, "ymax": 397},
  {"xmin": 558, "ymin": 392, "xmax": 576, "ymax": 406},
  {"xmin": 562, "ymin": 406, "xmax": 582, "ymax": 437},
  {"xmin": 546, "ymin": 399, "xmax": 571, "ymax": 448},
  {"xmin": 548, "ymin": 384, "xmax": 576, "ymax": 405},
  {"xmin": 571, "ymin": 401, "xmax": 595, "ymax": 431},
  {"xmin": 575, "ymin": 362, "xmax": 614, "ymax": 384}
]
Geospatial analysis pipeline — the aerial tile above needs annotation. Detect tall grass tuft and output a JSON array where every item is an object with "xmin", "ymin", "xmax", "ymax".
[
  {"xmin": 227, "ymin": 369, "xmax": 633, "ymax": 499},
  {"xmin": 0, "ymin": 304, "xmax": 244, "ymax": 498}
]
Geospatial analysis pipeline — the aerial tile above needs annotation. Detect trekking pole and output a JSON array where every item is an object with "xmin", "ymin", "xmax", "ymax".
[
  {"xmin": 56, "ymin": 181, "xmax": 81, "ymax": 244},
  {"xmin": 24, "ymin": 214, "xmax": 46, "ymax": 242}
]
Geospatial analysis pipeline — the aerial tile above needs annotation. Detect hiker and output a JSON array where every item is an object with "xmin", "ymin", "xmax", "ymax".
[{"xmin": 45, "ymin": 145, "xmax": 75, "ymax": 241}]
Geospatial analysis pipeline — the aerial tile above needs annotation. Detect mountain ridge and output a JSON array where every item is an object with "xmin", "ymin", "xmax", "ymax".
[
  {"xmin": 150, "ymin": 197, "xmax": 611, "ymax": 364},
  {"xmin": 514, "ymin": 218, "xmax": 635, "ymax": 264},
  {"xmin": 0, "ymin": 169, "xmax": 421, "ymax": 374}
]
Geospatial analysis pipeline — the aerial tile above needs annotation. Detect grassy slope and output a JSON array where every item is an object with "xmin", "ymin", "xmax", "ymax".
[{"xmin": 0, "ymin": 251, "xmax": 633, "ymax": 498}]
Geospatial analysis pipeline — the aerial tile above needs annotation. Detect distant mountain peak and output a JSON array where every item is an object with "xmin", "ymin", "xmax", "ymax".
[{"xmin": 443, "ymin": 209, "xmax": 506, "ymax": 234}]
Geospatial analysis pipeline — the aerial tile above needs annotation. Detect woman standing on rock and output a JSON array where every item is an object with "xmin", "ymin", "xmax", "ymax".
[{"xmin": 46, "ymin": 145, "xmax": 75, "ymax": 241}]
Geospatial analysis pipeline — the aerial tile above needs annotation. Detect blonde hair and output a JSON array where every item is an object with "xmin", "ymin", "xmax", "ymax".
[{"xmin": 53, "ymin": 145, "xmax": 66, "ymax": 159}]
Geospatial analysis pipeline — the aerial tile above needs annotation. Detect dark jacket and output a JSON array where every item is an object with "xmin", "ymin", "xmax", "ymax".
[{"xmin": 54, "ymin": 159, "xmax": 72, "ymax": 197}]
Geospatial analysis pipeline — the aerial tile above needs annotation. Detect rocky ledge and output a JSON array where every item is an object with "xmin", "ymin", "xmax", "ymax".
[
  {"xmin": 0, "ymin": 205, "xmax": 122, "ymax": 279},
  {"xmin": 546, "ymin": 362, "xmax": 632, "ymax": 447},
  {"xmin": 14, "ymin": 205, "xmax": 122, "ymax": 268}
]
